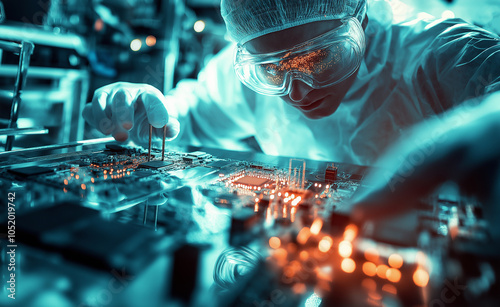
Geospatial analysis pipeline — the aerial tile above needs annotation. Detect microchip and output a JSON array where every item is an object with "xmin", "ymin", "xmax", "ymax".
[
  {"xmin": 8, "ymin": 166, "xmax": 55, "ymax": 177},
  {"xmin": 233, "ymin": 176, "xmax": 272, "ymax": 188},
  {"xmin": 138, "ymin": 161, "xmax": 173, "ymax": 170},
  {"xmin": 207, "ymin": 160, "xmax": 235, "ymax": 169},
  {"xmin": 133, "ymin": 170, "xmax": 155, "ymax": 178},
  {"xmin": 187, "ymin": 151, "xmax": 211, "ymax": 159},
  {"xmin": 105, "ymin": 144, "xmax": 127, "ymax": 152}
]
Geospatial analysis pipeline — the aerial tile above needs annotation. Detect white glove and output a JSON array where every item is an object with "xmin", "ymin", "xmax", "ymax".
[{"xmin": 83, "ymin": 82, "xmax": 180, "ymax": 144}]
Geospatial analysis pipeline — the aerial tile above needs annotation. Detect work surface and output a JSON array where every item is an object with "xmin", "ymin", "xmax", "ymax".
[{"xmin": 0, "ymin": 142, "xmax": 498, "ymax": 307}]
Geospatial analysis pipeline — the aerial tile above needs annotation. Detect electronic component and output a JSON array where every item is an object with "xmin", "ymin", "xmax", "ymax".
[
  {"xmin": 233, "ymin": 176, "xmax": 273, "ymax": 189},
  {"xmin": 0, "ymin": 143, "xmax": 494, "ymax": 306},
  {"xmin": 138, "ymin": 160, "xmax": 174, "ymax": 170},
  {"xmin": 325, "ymin": 163, "xmax": 337, "ymax": 183},
  {"xmin": 8, "ymin": 166, "xmax": 55, "ymax": 177}
]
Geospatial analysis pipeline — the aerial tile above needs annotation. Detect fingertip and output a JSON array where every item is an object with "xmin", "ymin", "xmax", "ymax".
[
  {"xmin": 142, "ymin": 93, "xmax": 169, "ymax": 128},
  {"xmin": 122, "ymin": 122, "xmax": 133, "ymax": 130},
  {"xmin": 113, "ymin": 132, "xmax": 129, "ymax": 142}
]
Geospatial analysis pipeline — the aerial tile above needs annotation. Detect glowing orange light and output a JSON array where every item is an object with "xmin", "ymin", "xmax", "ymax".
[
  {"xmin": 361, "ymin": 278, "xmax": 376, "ymax": 291},
  {"xmin": 413, "ymin": 268, "xmax": 429, "ymax": 288},
  {"xmin": 364, "ymin": 248, "xmax": 379, "ymax": 262},
  {"xmin": 104, "ymin": 175, "xmax": 108, "ymax": 180},
  {"xmin": 63, "ymin": 187, "xmax": 67, "ymax": 193},
  {"xmin": 318, "ymin": 236, "xmax": 333, "ymax": 253},
  {"xmin": 338, "ymin": 240, "xmax": 353, "ymax": 258},
  {"xmin": 343, "ymin": 224, "xmax": 358, "ymax": 241},
  {"xmin": 71, "ymin": 173, "xmax": 74, "ymax": 177},
  {"xmin": 94, "ymin": 19, "xmax": 104, "ymax": 32},
  {"xmin": 362, "ymin": 262, "xmax": 377, "ymax": 277},
  {"xmin": 388, "ymin": 254, "xmax": 403, "ymax": 269},
  {"xmin": 254, "ymin": 203, "xmax": 259, "ymax": 212},
  {"xmin": 299, "ymin": 250, "xmax": 309, "ymax": 261},
  {"xmin": 81, "ymin": 183, "xmax": 86, "ymax": 190},
  {"xmin": 386, "ymin": 268, "xmax": 401, "ymax": 283},
  {"xmin": 269, "ymin": 237, "xmax": 281, "ymax": 249},
  {"xmin": 368, "ymin": 291, "xmax": 382, "ymax": 301},
  {"xmin": 297, "ymin": 227, "xmax": 311, "ymax": 245},
  {"xmin": 91, "ymin": 177, "xmax": 95, "ymax": 183},
  {"xmin": 63, "ymin": 179, "xmax": 68, "ymax": 185},
  {"xmin": 341, "ymin": 258, "xmax": 356, "ymax": 273},
  {"xmin": 382, "ymin": 284, "xmax": 397, "ymax": 295},
  {"xmin": 292, "ymin": 283, "xmax": 306, "ymax": 294},
  {"xmin": 273, "ymin": 248, "xmax": 288, "ymax": 263},
  {"xmin": 75, "ymin": 175, "xmax": 80, "ymax": 180},
  {"xmin": 255, "ymin": 198, "xmax": 259, "ymax": 202},
  {"xmin": 104, "ymin": 170, "xmax": 107, "ymax": 174},
  {"xmin": 376, "ymin": 264, "xmax": 389, "ymax": 279},
  {"xmin": 310, "ymin": 218, "xmax": 323, "ymax": 235}
]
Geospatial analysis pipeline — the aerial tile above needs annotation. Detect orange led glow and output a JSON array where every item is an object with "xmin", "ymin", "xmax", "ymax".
[
  {"xmin": 71, "ymin": 173, "xmax": 74, "ymax": 177},
  {"xmin": 362, "ymin": 262, "xmax": 377, "ymax": 277},
  {"xmin": 63, "ymin": 179, "xmax": 68, "ymax": 185},
  {"xmin": 318, "ymin": 236, "xmax": 333, "ymax": 253},
  {"xmin": 310, "ymin": 218, "xmax": 323, "ymax": 235},
  {"xmin": 299, "ymin": 250, "xmax": 309, "ymax": 261},
  {"xmin": 297, "ymin": 227, "xmax": 311, "ymax": 245},
  {"xmin": 91, "ymin": 177, "xmax": 95, "ymax": 183},
  {"xmin": 386, "ymin": 268, "xmax": 401, "ymax": 283},
  {"xmin": 269, "ymin": 237, "xmax": 281, "ymax": 249},
  {"xmin": 104, "ymin": 175, "xmax": 108, "ymax": 180},
  {"xmin": 343, "ymin": 224, "xmax": 358, "ymax": 241},
  {"xmin": 361, "ymin": 278, "xmax": 377, "ymax": 291},
  {"xmin": 81, "ymin": 183, "xmax": 86, "ymax": 190},
  {"xmin": 364, "ymin": 248, "xmax": 379, "ymax": 262},
  {"xmin": 254, "ymin": 203, "xmax": 259, "ymax": 212},
  {"xmin": 382, "ymin": 284, "xmax": 397, "ymax": 295},
  {"xmin": 413, "ymin": 268, "xmax": 429, "ymax": 288},
  {"xmin": 292, "ymin": 283, "xmax": 306, "ymax": 294},
  {"xmin": 104, "ymin": 170, "xmax": 107, "ymax": 174},
  {"xmin": 376, "ymin": 265, "xmax": 389, "ymax": 279},
  {"xmin": 368, "ymin": 291, "xmax": 382, "ymax": 301},
  {"xmin": 341, "ymin": 258, "xmax": 356, "ymax": 273},
  {"xmin": 338, "ymin": 240, "xmax": 353, "ymax": 258},
  {"xmin": 388, "ymin": 254, "xmax": 403, "ymax": 269},
  {"xmin": 75, "ymin": 175, "xmax": 79, "ymax": 180},
  {"xmin": 273, "ymin": 248, "xmax": 288, "ymax": 263},
  {"xmin": 94, "ymin": 19, "xmax": 104, "ymax": 32}
]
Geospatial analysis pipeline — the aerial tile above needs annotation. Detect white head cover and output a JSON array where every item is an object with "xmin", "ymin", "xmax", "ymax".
[{"xmin": 221, "ymin": 0, "xmax": 366, "ymax": 45}]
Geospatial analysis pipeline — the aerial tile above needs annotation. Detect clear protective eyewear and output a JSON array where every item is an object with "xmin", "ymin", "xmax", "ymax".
[{"xmin": 234, "ymin": 16, "xmax": 366, "ymax": 96}]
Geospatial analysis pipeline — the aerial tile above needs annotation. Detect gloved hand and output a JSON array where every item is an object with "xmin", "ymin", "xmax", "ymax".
[
  {"xmin": 350, "ymin": 92, "xmax": 500, "ymax": 239},
  {"xmin": 83, "ymin": 82, "xmax": 180, "ymax": 144}
]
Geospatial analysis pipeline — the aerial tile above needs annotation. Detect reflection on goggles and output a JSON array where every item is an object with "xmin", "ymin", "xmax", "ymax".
[
  {"xmin": 234, "ymin": 16, "xmax": 366, "ymax": 96},
  {"xmin": 259, "ymin": 46, "xmax": 343, "ymax": 85}
]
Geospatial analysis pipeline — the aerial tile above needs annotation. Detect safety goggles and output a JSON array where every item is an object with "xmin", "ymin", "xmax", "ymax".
[{"xmin": 234, "ymin": 17, "xmax": 366, "ymax": 96}]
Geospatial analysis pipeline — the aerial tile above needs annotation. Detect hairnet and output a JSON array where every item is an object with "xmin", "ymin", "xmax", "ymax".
[{"xmin": 221, "ymin": 0, "xmax": 367, "ymax": 44}]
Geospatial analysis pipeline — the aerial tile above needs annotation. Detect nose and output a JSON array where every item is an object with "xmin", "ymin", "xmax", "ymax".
[{"xmin": 288, "ymin": 79, "xmax": 313, "ymax": 103}]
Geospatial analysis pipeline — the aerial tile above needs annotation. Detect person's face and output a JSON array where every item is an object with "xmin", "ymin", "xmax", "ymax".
[{"xmin": 244, "ymin": 20, "xmax": 360, "ymax": 119}]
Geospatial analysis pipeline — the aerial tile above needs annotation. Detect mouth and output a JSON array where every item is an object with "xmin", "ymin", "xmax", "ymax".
[{"xmin": 297, "ymin": 96, "xmax": 328, "ymax": 112}]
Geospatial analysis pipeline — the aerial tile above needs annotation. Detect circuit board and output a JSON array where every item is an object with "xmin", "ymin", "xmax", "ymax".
[{"xmin": 0, "ymin": 143, "xmax": 498, "ymax": 307}]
